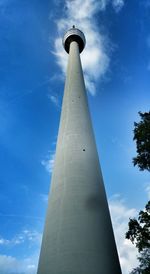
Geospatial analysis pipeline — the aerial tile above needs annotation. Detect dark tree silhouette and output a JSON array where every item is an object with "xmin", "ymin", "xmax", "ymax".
[
  {"xmin": 133, "ymin": 111, "xmax": 150, "ymax": 171},
  {"xmin": 126, "ymin": 201, "xmax": 150, "ymax": 274},
  {"xmin": 126, "ymin": 111, "xmax": 150, "ymax": 273},
  {"xmin": 126, "ymin": 201, "xmax": 150, "ymax": 252},
  {"xmin": 130, "ymin": 249, "xmax": 150, "ymax": 274}
]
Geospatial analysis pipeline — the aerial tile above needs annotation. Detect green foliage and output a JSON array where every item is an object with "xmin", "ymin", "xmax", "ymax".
[
  {"xmin": 127, "ymin": 111, "xmax": 150, "ymax": 273},
  {"xmin": 133, "ymin": 111, "xmax": 150, "ymax": 171},
  {"xmin": 126, "ymin": 201, "xmax": 150, "ymax": 274},
  {"xmin": 130, "ymin": 249, "xmax": 150, "ymax": 274},
  {"xmin": 126, "ymin": 201, "xmax": 150, "ymax": 252}
]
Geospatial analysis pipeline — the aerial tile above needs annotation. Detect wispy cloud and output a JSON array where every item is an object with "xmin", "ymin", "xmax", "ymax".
[
  {"xmin": 0, "ymin": 213, "xmax": 43, "ymax": 220},
  {"xmin": 109, "ymin": 195, "xmax": 138, "ymax": 274},
  {"xmin": 41, "ymin": 151, "xmax": 55, "ymax": 173},
  {"xmin": 147, "ymin": 35, "xmax": 150, "ymax": 71},
  {"xmin": 0, "ymin": 230, "xmax": 42, "ymax": 247},
  {"xmin": 54, "ymin": 0, "xmax": 125, "ymax": 96},
  {"xmin": 145, "ymin": 184, "xmax": 150, "ymax": 199},
  {"xmin": 0, "ymin": 253, "xmax": 38, "ymax": 274},
  {"xmin": 40, "ymin": 193, "xmax": 48, "ymax": 203},
  {"xmin": 112, "ymin": 0, "xmax": 124, "ymax": 12},
  {"xmin": 48, "ymin": 94, "xmax": 60, "ymax": 108},
  {"xmin": 0, "ymin": 229, "xmax": 42, "ymax": 273}
]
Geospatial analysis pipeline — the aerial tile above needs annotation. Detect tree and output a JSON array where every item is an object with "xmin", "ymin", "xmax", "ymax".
[
  {"xmin": 130, "ymin": 249, "xmax": 150, "ymax": 274},
  {"xmin": 126, "ymin": 201, "xmax": 150, "ymax": 252},
  {"xmin": 133, "ymin": 111, "xmax": 150, "ymax": 171},
  {"xmin": 126, "ymin": 201, "xmax": 150, "ymax": 274},
  {"xmin": 126, "ymin": 111, "xmax": 150, "ymax": 273}
]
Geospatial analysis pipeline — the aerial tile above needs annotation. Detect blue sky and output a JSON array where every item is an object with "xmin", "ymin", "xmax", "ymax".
[{"xmin": 0, "ymin": 0, "xmax": 150, "ymax": 273}]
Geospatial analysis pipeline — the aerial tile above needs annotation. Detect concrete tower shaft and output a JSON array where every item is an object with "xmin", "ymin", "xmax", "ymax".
[{"xmin": 37, "ymin": 28, "xmax": 122, "ymax": 274}]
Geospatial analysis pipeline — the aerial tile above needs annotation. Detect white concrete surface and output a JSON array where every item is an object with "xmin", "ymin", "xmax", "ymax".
[{"xmin": 37, "ymin": 38, "xmax": 122, "ymax": 274}]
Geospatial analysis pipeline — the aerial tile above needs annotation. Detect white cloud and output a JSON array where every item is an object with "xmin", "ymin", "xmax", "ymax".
[
  {"xmin": 145, "ymin": 184, "xmax": 150, "ymax": 199},
  {"xmin": 41, "ymin": 151, "xmax": 55, "ymax": 173},
  {"xmin": 0, "ymin": 230, "xmax": 42, "ymax": 247},
  {"xmin": 0, "ymin": 230, "xmax": 42, "ymax": 273},
  {"xmin": 40, "ymin": 193, "xmax": 48, "ymax": 203},
  {"xmin": 0, "ymin": 238, "xmax": 10, "ymax": 245},
  {"xmin": 53, "ymin": 0, "xmax": 125, "ymax": 95},
  {"xmin": 0, "ymin": 253, "xmax": 38, "ymax": 274},
  {"xmin": 22, "ymin": 230, "xmax": 42, "ymax": 245},
  {"xmin": 109, "ymin": 196, "xmax": 138, "ymax": 274},
  {"xmin": 54, "ymin": 0, "xmax": 112, "ymax": 95},
  {"xmin": 112, "ymin": 0, "xmax": 124, "ymax": 12},
  {"xmin": 48, "ymin": 94, "xmax": 60, "ymax": 108}
]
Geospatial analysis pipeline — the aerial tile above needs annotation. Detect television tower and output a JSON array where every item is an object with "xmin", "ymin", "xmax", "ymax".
[{"xmin": 37, "ymin": 26, "xmax": 122, "ymax": 274}]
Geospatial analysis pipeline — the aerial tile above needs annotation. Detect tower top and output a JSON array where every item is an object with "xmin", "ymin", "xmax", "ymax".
[{"xmin": 63, "ymin": 26, "xmax": 86, "ymax": 54}]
